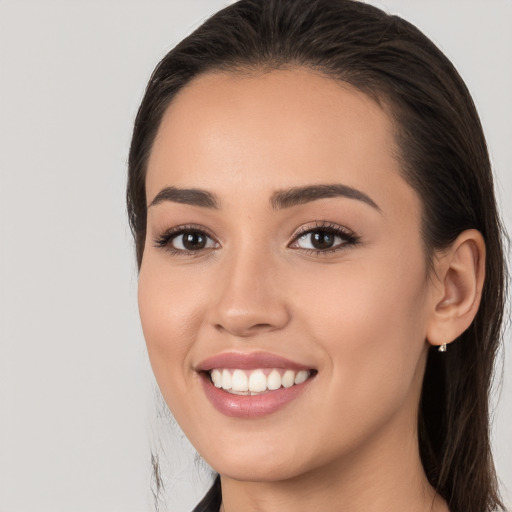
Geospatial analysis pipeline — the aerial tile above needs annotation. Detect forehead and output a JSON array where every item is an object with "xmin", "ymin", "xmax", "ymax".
[{"xmin": 146, "ymin": 68, "xmax": 415, "ymax": 218}]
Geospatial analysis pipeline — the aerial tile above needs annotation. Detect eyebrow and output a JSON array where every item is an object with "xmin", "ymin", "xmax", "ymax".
[
  {"xmin": 148, "ymin": 186, "xmax": 219, "ymax": 209},
  {"xmin": 148, "ymin": 183, "xmax": 380, "ymax": 212},
  {"xmin": 270, "ymin": 184, "xmax": 380, "ymax": 211}
]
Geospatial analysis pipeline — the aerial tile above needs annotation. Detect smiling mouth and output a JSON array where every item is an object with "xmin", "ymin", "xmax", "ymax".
[{"xmin": 208, "ymin": 368, "xmax": 316, "ymax": 395}]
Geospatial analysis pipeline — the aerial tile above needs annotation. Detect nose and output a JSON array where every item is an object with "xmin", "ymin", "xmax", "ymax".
[{"xmin": 208, "ymin": 249, "xmax": 291, "ymax": 338}]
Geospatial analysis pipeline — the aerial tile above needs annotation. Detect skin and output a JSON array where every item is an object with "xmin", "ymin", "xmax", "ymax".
[{"xmin": 138, "ymin": 68, "xmax": 484, "ymax": 512}]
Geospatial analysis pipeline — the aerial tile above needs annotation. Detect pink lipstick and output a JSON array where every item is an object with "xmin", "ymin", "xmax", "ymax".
[{"xmin": 196, "ymin": 351, "xmax": 316, "ymax": 418}]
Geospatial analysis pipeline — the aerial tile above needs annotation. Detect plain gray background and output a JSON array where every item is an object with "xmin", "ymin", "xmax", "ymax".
[{"xmin": 1, "ymin": 1, "xmax": 510, "ymax": 511}]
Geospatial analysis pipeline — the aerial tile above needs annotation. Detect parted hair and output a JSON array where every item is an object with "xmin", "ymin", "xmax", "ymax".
[{"xmin": 127, "ymin": 1, "xmax": 507, "ymax": 510}]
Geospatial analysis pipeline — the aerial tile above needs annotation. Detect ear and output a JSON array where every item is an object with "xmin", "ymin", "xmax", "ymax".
[{"xmin": 426, "ymin": 229, "xmax": 486, "ymax": 349}]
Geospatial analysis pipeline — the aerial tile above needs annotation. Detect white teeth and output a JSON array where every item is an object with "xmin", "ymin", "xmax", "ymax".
[
  {"xmin": 222, "ymin": 369, "xmax": 232, "ymax": 390},
  {"xmin": 294, "ymin": 370, "xmax": 309, "ymax": 385},
  {"xmin": 281, "ymin": 370, "xmax": 295, "ymax": 388},
  {"xmin": 209, "ymin": 368, "xmax": 312, "ymax": 393},
  {"xmin": 267, "ymin": 369, "xmax": 282, "ymax": 390},
  {"xmin": 231, "ymin": 369, "xmax": 249, "ymax": 392},
  {"xmin": 249, "ymin": 369, "xmax": 267, "ymax": 392},
  {"xmin": 211, "ymin": 369, "xmax": 222, "ymax": 388}
]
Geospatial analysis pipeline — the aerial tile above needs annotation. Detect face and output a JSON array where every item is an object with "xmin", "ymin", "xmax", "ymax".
[{"xmin": 138, "ymin": 68, "xmax": 436, "ymax": 483}]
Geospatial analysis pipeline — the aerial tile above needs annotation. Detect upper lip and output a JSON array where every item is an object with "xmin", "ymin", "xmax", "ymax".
[{"xmin": 196, "ymin": 351, "xmax": 314, "ymax": 372}]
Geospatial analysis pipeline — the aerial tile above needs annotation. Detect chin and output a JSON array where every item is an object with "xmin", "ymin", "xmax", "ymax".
[
  {"xmin": 210, "ymin": 456, "xmax": 305, "ymax": 483},
  {"xmin": 194, "ymin": 434, "xmax": 305, "ymax": 482}
]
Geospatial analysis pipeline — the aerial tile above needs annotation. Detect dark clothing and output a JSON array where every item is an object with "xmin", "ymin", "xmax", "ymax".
[{"xmin": 192, "ymin": 476, "xmax": 222, "ymax": 512}]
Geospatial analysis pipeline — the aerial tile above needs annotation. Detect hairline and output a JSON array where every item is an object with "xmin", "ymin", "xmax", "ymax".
[{"xmin": 141, "ymin": 62, "xmax": 436, "ymax": 272}]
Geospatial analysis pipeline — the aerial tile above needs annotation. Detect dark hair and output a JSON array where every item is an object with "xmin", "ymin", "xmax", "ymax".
[{"xmin": 127, "ymin": 1, "xmax": 507, "ymax": 510}]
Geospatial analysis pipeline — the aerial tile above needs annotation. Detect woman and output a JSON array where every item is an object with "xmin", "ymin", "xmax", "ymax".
[{"xmin": 127, "ymin": 0, "xmax": 507, "ymax": 511}]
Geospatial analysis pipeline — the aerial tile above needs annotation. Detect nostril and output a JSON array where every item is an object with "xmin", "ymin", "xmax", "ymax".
[
  {"xmin": 210, "ymin": 297, "xmax": 291, "ymax": 336},
  {"xmin": 250, "ymin": 323, "xmax": 274, "ymax": 330},
  {"xmin": 214, "ymin": 322, "xmax": 275, "ymax": 335}
]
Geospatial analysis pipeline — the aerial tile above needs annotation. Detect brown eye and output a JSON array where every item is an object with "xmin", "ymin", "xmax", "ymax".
[
  {"xmin": 310, "ymin": 231, "xmax": 336, "ymax": 250},
  {"xmin": 179, "ymin": 232, "xmax": 206, "ymax": 250},
  {"xmin": 154, "ymin": 225, "xmax": 219, "ymax": 255},
  {"xmin": 171, "ymin": 231, "xmax": 215, "ymax": 251},
  {"xmin": 296, "ymin": 229, "xmax": 342, "ymax": 251},
  {"xmin": 291, "ymin": 224, "xmax": 359, "ymax": 254}
]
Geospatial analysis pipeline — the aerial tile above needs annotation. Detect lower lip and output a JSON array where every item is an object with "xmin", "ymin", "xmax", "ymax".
[{"xmin": 200, "ymin": 373, "xmax": 312, "ymax": 418}]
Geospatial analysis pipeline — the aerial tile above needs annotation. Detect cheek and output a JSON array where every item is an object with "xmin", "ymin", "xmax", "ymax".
[
  {"xmin": 297, "ymin": 249, "xmax": 427, "ymax": 340},
  {"xmin": 294, "ymin": 247, "xmax": 429, "ymax": 417},
  {"xmin": 137, "ymin": 256, "xmax": 207, "ymax": 396}
]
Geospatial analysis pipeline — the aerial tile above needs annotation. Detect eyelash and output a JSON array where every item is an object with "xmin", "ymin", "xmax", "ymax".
[
  {"xmin": 153, "ymin": 224, "xmax": 218, "ymax": 257},
  {"xmin": 153, "ymin": 221, "xmax": 360, "ymax": 257},
  {"xmin": 290, "ymin": 221, "xmax": 360, "ymax": 255}
]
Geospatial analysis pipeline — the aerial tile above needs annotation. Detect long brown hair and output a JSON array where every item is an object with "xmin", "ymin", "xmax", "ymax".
[{"xmin": 127, "ymin": 1, "xmax": 507, "ymax": 510}]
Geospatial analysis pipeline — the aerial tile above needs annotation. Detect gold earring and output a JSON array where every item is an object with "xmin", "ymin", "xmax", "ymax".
[{"xmin": 438, "ymin": 343, "xmax": 447, "ymax": 352}]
